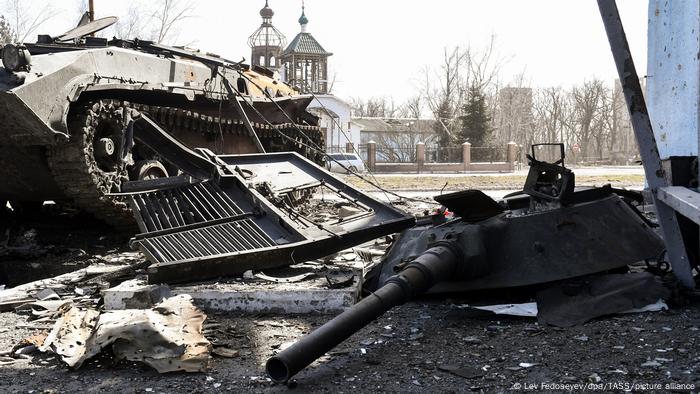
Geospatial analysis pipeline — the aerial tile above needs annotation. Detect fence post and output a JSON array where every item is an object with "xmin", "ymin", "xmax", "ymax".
[
  {"xmin": 506, "ymin": 141, "xmax": 518, "ymax": 171},
  {"xmin": 462, "ymin": 142, "xmax": 471, "ymax": 172},
  {"xmin": 416, "ymin": 142, "xmax": 425, "ymax": 173},
  {"xmin": 345, "ymin": 142, "xmax": 354, "ymax": 153},
  {"xmin": 367, "ymin": 140, "xmax": 377, "ymax": 172}
]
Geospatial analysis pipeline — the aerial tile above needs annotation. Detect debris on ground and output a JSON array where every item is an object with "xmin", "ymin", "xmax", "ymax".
[
  {"xmin": 437, "ymin": 364, "xmax": 486, "ymax": 379},
  {"xmin": 40, "ymin": 294, "xmax": 210, "ymax": 373},
  {"xmin": 536, "ymin": 272, "xmax": 671, "ymax": 327},
  {"xmin": 0, "ymin": 263, "xmax": 129, "ymax": 312}
]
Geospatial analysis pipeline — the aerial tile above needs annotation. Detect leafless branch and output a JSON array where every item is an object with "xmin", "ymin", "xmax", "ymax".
[
  {"xmin": 5, "ymin": 0, "xmax": 56, "ymax": 42},
  {"xmin": 152, "ymin": 0, "xmax": 195, "ymax": 44}
]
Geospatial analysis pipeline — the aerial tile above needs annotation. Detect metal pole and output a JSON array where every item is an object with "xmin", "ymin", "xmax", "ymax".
[
  {"xmin": 88, "ymin": 0, "xmax": 95, "ymax": 22},
  {"xmin": 597, "ymin": 0, "xmax": 695, "ymax": 287}
]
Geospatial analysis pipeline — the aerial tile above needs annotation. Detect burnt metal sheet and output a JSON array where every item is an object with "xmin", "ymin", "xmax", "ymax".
[
  {"xmin": 536, "ymin": 272, "xmax": 670, "ymax": 327},
  {"xmin": 127, "ymin": 152, "xmax": 414, "ymax": 284},
  {"xmin": 433, "ymin": 190, "xmax": 504, "ymax": 222}
]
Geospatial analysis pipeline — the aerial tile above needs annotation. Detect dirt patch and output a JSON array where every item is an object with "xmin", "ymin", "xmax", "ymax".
[{"xmin": 344, "ymin": 174, "xmax": 645, "ymax": 191}]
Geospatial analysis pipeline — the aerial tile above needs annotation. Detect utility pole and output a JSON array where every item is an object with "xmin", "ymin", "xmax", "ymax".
[{"xmin": 88, "ymin": 0, "xmax": 95, "ymax": 22}]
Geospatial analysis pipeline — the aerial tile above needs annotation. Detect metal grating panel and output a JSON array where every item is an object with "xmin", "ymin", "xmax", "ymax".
[
  {"xmin": 130, "ymin": 181, "xmax": 244, "ymax": 232},
  {"xmin": 137, "ymin": 218, "xmax": 276, "ymax": 264}
]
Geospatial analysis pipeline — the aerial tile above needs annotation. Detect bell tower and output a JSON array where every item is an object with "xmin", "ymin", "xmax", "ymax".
[
  {"xmin": 248, "ymin": 0, "xmax": 286, "ymax": 69},
  {"xmin": 280, "ymin": 4, "xmax": 333, "ymax": 93}
]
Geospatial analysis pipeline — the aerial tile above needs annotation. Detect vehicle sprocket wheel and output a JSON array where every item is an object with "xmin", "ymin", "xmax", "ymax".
[{"xmin": 47, "ymin": 99, "xmax": 138, "ymax": 230}]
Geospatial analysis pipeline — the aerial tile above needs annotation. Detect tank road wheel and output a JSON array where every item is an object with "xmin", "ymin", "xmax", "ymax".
[
  {"xmin": 48, "ymin": 100, "xmax": 138, "ymax": 230},
  {"xmin": 131, "ymin": 160, "xmax": 168, "ymax": 181}
]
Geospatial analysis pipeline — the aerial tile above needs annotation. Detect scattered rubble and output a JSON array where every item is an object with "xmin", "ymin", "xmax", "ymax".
[{"xmin": 40, "ymin": 295, "xmax": 210, "ymax": 373}]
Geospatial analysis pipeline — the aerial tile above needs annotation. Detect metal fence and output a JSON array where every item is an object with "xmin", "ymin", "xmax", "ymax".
[
  {"xmin": 471, "ymin": 146, "xmax": 507, "ymax": 163},
  {"xmin": 343, "ymin": 144, "xmax": 514, "ymax": 165},
  {"xmin": 376, "ymin": 146, "xmax": 416, "ymax": 163},
  {"xmin": 425, "ymin": 147, "xmax": 463, "ymax": 163}
]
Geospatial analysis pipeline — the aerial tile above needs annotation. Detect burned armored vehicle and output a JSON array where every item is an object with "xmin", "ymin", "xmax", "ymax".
[
  {"xmin": 0, "ymin": 18, "xmax": 324, "ymax": 227},
  {"xmin": 265, "ymin": 144, "xmax": 666, "ymax": 383}
]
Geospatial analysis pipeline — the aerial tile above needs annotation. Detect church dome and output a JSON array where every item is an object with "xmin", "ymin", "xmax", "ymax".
[
  {"xmin": 298, "ymin": 10, "xmax": 309, "ymax": 26},
  {"xmin": 260, "ymin": 1, "xmax": 274, "ymax": 18},
  {"xmin": 248, "ymin": 0, "xmax": 286, "ymax": 48}
]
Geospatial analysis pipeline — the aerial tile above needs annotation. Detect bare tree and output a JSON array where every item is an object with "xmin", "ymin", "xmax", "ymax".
[
  {"xmin": 0, "ymin": 15, "xmax": 12, "ymax": 45},
  {"xmin": 421, "ymin": 47, "xmax": 463, "ymax": 159},
  {"xmin": 420, "ymin": 38, "xmax": 509, "ymax": 160},
  {"xmin": 422, "ymin": 48, "xmax": 462, "ymax": 122},
  {"xmin": 349, "ymin": 96, "xmax": 402, "ymax": 118},
  {"xmin": 399, "ymin": 96, "xmax": 422, "ymax": 119},
  {"xmin": 532, "ymin": 86, "xmax": 571, "ymax": 160},
  {"xmin": 349, "ymin": 97, "xmax": 367, "ymax": 117},
  {"xmin": 569, "ymin": 79, "xmax": 608, "ymax": 160},
  {"xmin": 114, "ymin": 3, "xmax": 149, "ymax": 39},
  {"xmin": 462, "ymin": 35, "xmax": 509, "ymax": 95},
  {"xmin": 4, "ymin": 0, "xmax": 55, "ymax": 42},
  {"xmin": 372, "ymin": 121, "xmax": 436, "ymax": 163},
  {"xmin": 152, "ymin": 0, "xmax": 194, "ymax": 44}
]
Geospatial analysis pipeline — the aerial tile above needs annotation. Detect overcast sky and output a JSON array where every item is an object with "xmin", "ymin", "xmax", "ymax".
[{"xmin": 28, "ymin": 0, "xmax": 648, "ymax": 102}]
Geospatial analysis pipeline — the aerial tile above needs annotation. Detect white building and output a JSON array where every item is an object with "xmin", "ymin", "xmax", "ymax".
[{"xmin": 306, "ymin": 94, "xmax": 359, "ymax": 152}]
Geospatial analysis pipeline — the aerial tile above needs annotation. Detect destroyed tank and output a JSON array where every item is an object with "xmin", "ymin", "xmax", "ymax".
[{"xmin": 0, "ymin": 17, "xmax": 324, "ymax": 227}]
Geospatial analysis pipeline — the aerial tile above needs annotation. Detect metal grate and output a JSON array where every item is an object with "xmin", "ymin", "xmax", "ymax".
[
  {"xmin": 137, "ymin": 218, "xmax": 276, "ymax": 264},
  {"xmin": 129, "ymin": 181, "xmax": 244, "ymax": 232}
]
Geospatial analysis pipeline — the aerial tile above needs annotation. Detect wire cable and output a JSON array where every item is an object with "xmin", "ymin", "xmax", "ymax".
[
  {"xmin": 232, "ymin": 70, "xmax": 435, "ymax": 204},
  {"xmin": 298, "ymin": 84, "xmax": 393, "ymax": 202}
]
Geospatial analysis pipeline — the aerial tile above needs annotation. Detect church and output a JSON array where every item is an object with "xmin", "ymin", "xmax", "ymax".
[{"xmin": 247, "ymin": 1, "xmax": 359, "ymax": 152}]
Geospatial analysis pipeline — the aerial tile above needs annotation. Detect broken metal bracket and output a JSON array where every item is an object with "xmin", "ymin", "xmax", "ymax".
[{"xmin": 657, "ymin": 186, "xmax": 700, "ymax": 225}]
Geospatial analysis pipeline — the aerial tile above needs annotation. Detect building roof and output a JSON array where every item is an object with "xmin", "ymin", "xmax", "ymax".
[
  {"xmin": 353, "ymin": 118, "xmax": 436, "ymax": 133},
  {"xmin": 282, "ymin": 32, "xmax": 332, "ymax": 56}
]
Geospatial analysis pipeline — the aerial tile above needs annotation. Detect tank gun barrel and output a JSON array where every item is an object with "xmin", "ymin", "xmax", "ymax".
[{"xmin": 265, "ymin": 244, "xmax": 461, "ymax": 383}]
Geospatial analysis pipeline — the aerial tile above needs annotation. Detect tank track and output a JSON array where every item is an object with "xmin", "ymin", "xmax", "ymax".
[
  {"xmin": 131, "ymin": 103, "xmax": 326, "ymax": 162},
  {"xmin": 47, "ymin": 99, "xmax": 325, "ymax": 230}
]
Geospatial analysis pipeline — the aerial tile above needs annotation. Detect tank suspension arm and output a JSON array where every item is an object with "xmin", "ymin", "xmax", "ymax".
[{"xmin": 265, "ymin": 243, "xmax": 461, "ymax": 383}]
